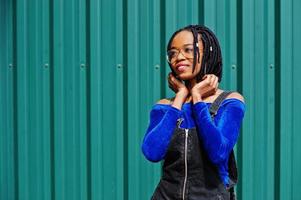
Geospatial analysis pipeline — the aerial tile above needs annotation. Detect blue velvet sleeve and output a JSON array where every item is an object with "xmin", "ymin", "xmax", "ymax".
[
  {"xmin": 141, "ymin": 105, "xmax": 181, "ymax": 162},
  {"xmin": 192, "ymin": 99, "xmax": 245, "ymax": 164}
]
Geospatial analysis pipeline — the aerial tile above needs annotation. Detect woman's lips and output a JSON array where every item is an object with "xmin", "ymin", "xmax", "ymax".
[{"xmin": 177, "ymin": 65, "xmax": 189, "ymax": 72}]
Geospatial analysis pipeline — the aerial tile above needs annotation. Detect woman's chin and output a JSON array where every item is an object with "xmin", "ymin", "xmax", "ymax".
[{"xmin": 177, "ymin": 73, "xmax": 195, "ymax": 81}]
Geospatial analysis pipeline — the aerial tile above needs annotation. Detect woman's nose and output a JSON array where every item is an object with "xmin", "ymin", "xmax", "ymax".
[{"xmin": 176, "ymin": 50, "xmax": 186, "ymax": 60}]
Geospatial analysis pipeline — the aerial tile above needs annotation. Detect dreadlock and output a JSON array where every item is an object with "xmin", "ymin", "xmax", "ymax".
[{"xmin": 167, "ymin": 25, "xmax": 223, "ymax": 83}]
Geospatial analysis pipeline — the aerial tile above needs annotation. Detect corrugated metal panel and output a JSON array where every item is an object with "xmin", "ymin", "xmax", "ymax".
[
  {"xmin": 1, "ymin": 0, "xmax": 301, "ymax": 200},
  {"xmin": 1, "ymin": 1, "xmax": 16, "ymax": 200},
  {"xmin": 127, "ymin": 1, "xmax": 163, "ymax": 199},
  {"xmin": 280, "ymin": 0, "xmax": 301, "ymax": 200},
  {"xmin": 241, "ymin": 0, "xmax": 276, "ymax": 199}
]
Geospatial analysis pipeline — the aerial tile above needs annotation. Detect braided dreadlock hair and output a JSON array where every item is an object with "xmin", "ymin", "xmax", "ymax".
[{"xmin": 167, "ymin": 25, "xmax": 223, "ymax": 83}]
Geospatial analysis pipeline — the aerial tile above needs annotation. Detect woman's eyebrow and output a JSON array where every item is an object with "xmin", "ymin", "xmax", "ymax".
[
  {"xmin": 183, "ymin": 43, "xmax": 193, "ymax": 46},
  {"xmin": 170, "ymin": 43, "xmax": 193, "ymax": 49}
]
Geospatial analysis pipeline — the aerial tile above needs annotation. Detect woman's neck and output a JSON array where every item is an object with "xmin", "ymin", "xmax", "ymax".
[
  {"xmin": 185, "ymin": 78, "xmax": 197, "ymax": 91},
  {"xmin": 184, "ymin": 78, "xmax": 197, "ymax": 102}
]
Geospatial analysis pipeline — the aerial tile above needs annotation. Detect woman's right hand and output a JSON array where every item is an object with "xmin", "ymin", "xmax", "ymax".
[
  {"xmin": 168, "ymin": 73, "xmax": 189, "ymax": 96},
  {"xmin": 191, "ymin": 74, "xmax": 219, "ymax": 103}
]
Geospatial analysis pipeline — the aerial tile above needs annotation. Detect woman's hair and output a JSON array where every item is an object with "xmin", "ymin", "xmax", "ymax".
[{"xmin": 167, "ymin": 25, "xmax": 223, "ymax": 82}]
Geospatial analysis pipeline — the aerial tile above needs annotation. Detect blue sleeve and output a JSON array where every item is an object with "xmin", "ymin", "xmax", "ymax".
[
  {"xmin": 192, "ymin": 99, "xmax": 245, "ymax": 164},
  {"xmin": 141, "ymin": 105, "xmax": 181, "ymax": 162}
]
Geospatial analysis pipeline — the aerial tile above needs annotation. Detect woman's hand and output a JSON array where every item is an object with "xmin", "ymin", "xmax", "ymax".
[
  {"xmin": 168, "ymin": 73, "xmax": 189, "ymax": 96},
  {"xmin": 168, "ymin": 73, "xmax": 189, "ymax": 110},
  {"xmin": 191, "ymin": 74, "xmax": 219, "ymax": 102}
]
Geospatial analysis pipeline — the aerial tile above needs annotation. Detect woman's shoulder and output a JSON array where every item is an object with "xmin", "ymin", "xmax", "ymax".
[
  {"xmin": 156, "ymin": 97, "xmax": 175, "ymax": 105},
  {"xmin": 201, "ymin": 90, "xmax": 245, "ymax": 104},
  {"xmin": 149, "ymin": 98, "xmax": 172, "ymax": 112},
  {"xmin": 221, "ymin": 91, "xmax": 246, "ymax": 111},
  {"xmin": 225, "ymin": 91, "xmax": 245, "ymax": 104},
  {"xmin": 153, "ymin": 90, "xmax": 245, "ymax": 106},
  {"xmin": 151, "ymin": 97, "xmax": 182, "ymax": 113}
]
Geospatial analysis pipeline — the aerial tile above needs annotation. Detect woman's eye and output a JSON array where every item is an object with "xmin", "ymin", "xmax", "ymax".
[
  {"xmin": 184, "ymin": 48, "xmax": 194, "ymax": 53},
  {"xmin": 168, "ymin": 51, "xmax": 177, "ymax": 57}
]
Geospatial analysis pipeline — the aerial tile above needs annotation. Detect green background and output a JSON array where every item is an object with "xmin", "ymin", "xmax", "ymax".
[{"xmin": 1, "ymin": 0, "xmax": 301, "ymax": 199}]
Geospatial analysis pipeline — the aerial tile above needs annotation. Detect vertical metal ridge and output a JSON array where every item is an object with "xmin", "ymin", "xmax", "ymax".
[
  {"xmin": 226, "ymin": 0, "xmax": 237, "ymax": 90},
  {"xmin": 53, "ymin": 0, "xmax": 68, "ymax": 198},
  {"xmin": 127, "ymin": 0, "xmax": 140, "ymax": 198},
  {"xmin": 160, "ymin": 0, "xmax": 166, "ymax": 99},
  {"xmin": 16, "ymin": 0, "xmax": 30, "ymax": 199},
  {"xmin": 12, "ymin": 0, "xmax": 19, "ymax": 199},
  {"xmin": 274, "ymin": 0, "xmax": 281, "ymax": 199},
  {"xmin": 115, "ymin": 0, "xmax": 125, "ymax": 199},
  {"xmin": 76, "ymin": 0, "xmax": 89, "ymax": 198},
  {"xmin": 280, "ymin": 0, "xmax": 293, "ymax": 199},
  {"xmin": 0, "ymin": 1, "xmax": 5, "ymax": 199},
  {"xmin": 198, "ymin": 0, "xmax": 204, "ymax": 25},
  {"xmin": 85, "ymin": 0, "xmax": 91, "ymax": 199},
  {"xmin": 236, "ymin": 0, "xmax": 243, "ymax": 199},
  {"xmin": 266, "ymin": 0, "xmax": 276, "ymax": 198},
  {"xmin": 123, "ymin": 0, "xmax": 129, "ymax": 199},
  {"xmin": 49, "ymin": 0, "xmax": 55, "ymax": 198}
]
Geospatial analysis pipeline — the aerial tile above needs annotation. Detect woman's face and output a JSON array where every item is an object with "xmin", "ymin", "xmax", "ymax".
[{"xmin": 168, "ymin": 30, "xmax": 203, "ymax": 80}]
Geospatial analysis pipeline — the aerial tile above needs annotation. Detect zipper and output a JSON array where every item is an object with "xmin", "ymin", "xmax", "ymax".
[
  {"xmin": 176, "ymin": 118, "xmax": 189, "ymax": 200},
  {"xmin": 177, "ymin": 118, "xmax": 184, "ymax": 128},
  {"xmin": 182, "ymin": 128, "xmax": 188, "ymax": 200}
]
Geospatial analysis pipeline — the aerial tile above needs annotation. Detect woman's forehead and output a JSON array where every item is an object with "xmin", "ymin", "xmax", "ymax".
[{"xmin": 171, "ymin": 31, "xmax": 194, "ymax": 47}]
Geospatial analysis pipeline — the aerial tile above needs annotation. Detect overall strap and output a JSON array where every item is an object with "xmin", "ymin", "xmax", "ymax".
[
  {"xmin": 209, "ymin": 91, "xmax": 233, "ymax": 117},
  {"xmin": 209, "ymin": 90, "xmax": 237, "ymax": 200}
]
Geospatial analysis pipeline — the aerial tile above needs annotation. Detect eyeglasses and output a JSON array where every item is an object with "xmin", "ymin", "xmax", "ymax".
[{"xmin": 166, "ymin": 44, "xmax": 195, "ymax": 64}]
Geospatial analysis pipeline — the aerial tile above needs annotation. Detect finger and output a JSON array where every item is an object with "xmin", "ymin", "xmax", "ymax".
[
  {"xmin": 212, "ymin": 76, "xmax": 219, "ymax": 90},
  {"xmin": 209, "ymin": 75, "xmax": 216, "ymax": 86},
  {"xmin": 169, "ymin": 72, "xmax": 176, "ymax": 79},
  {"xmin": 212, "ymin": 75, "xmax": 218, "ymax": 86},
  {"xmin": 168, "ymin": 78, "xmax": 174, "ymax": 87},
  {"xmin": 169, "ymin": 74, "xmax": 178, "ymax": 85},
  {"xmin": 205, "ymin": 74, "xmax": 212, "ymax": 85},
  {"xmin": 172, "ymin": 76, "xmax": 183, "ymax": 85},
  {"xmin": 168, "ymin": 73, "xmax": 175, "ymax": 84},
  {"xmin": 207, "ymin": 74, "xmax": 212, "ymax": 82},
  {"xmin": 168, "ymin": 75, "xmax": 175, "ymax": 84},
  {"xmin": 169, "ymin": 73, "xmax": 182, "ymax": 85},
  {"xmin": 168, "ymin": 82, "xmax": 175, "ymax": 91},
  {"xmin": 168, "ymin": 78, "xmax": 177, "ymax": 90},
  {"xmin": 209, "ymin": 74, "xmax": 217, "ymax": 86}
]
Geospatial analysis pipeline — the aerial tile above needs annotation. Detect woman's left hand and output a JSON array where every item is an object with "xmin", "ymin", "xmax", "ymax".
[
  {"xmin": 168, "ymin": 73, "xmax": 189, "ymax": 96},
  {"xmin": 191, "ymin": 74, "xmax": 219, "ymax": 100}
]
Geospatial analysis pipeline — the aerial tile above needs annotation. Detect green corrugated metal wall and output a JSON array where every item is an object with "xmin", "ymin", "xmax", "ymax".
[{"xmin": 1, "ymin": 0, "xmax": 301, "ymax": 199}]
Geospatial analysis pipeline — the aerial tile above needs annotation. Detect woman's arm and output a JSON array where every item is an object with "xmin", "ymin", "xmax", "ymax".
[
  {"xmin": 192, "ymin": 99, "xmax": 245, "ymax": 164},
  {"xmin": 141, "ymin": 105, "xmax": 181, "ymax": 162}
]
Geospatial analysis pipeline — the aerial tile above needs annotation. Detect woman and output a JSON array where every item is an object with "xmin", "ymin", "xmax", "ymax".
[{"xmin": 141, "ymin": 25, "xmax": 245, "ymax": 200}]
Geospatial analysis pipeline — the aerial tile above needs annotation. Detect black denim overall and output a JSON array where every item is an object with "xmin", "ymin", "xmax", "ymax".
[{"xmin": 151, "ymin": 91, "xmax": 237, "ymax": 200}]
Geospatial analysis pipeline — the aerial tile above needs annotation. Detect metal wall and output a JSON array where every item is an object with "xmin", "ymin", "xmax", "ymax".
[{"xmin": 1, "ymin": 0, "xmax": 300, "ymax": 199}]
